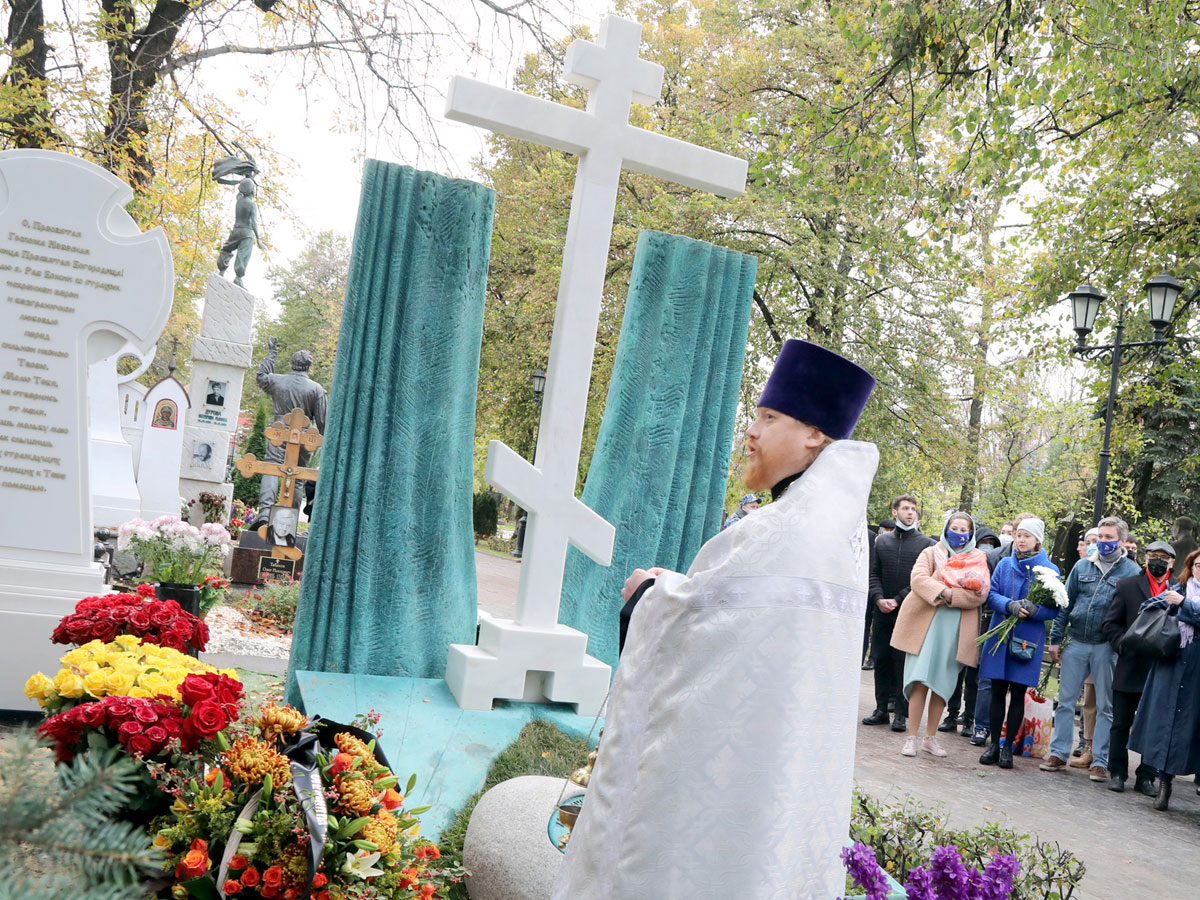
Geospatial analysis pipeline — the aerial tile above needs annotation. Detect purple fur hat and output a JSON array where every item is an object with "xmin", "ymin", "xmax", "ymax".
[{"xmin": 757, "ymin": 339, "xmax": 876, "ymax": 440}]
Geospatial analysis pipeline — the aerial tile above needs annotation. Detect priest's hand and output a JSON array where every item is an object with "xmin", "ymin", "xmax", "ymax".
[{"xmin": 623, "ymin": 568, "xmax": 663, "ymax": 602}]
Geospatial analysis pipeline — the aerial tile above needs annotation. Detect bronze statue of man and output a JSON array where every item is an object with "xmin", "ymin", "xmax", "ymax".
[{"xmin": 253, "ymin": 336, "xmax": 328, "ymax": 516}]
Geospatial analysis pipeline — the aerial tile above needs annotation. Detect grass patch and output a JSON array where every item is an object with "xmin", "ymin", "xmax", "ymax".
[{"xmin": 438, "ymin": 719, "xmax": 591, "ymax": 899}]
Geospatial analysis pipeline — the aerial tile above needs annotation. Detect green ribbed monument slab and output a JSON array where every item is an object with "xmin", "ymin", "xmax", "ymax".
[
  {"xmin": 286, "ymin": 162, "xmax": 494, "ymax": 698},
  {"xmin": 560, "ymin": 230, "xmax": 756, "ymax": 667}
]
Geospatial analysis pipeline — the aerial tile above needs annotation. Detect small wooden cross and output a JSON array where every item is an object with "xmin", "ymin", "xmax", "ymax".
[{"xmin": 235, "ymin": 408, "xmax": 322, "ymax": 563}]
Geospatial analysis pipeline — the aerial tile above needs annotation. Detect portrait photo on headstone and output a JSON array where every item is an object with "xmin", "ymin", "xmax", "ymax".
[
  {"xmin": 191, "ymin": 440, "xmax": 214, "ymax": 467},
  {"xmin": 269, "ymin": 505, "xmax": 299, "ymax": 544},
  {"xmin": 151, "ymin": 399, "xmax": 178, "ymax": 429},
  {"xmin": 206, "ymin": 379, "xmax": 227, "ymax": 407}
]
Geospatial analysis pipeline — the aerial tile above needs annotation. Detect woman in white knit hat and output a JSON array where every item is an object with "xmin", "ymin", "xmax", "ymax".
[{"xmin": 977, "ymin": 516, "xmax": 1061, "ymax": 769}]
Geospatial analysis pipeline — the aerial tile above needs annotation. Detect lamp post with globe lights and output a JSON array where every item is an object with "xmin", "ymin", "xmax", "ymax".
[{"xmin": 1068, "ymin": 273, "xmax": 1185, "ymax": 526}]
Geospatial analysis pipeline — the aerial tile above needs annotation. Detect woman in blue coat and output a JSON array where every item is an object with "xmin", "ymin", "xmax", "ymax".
[
  {"xmin": 1129, "ymin": 547, "xmax": 1200, "ymax": 811},
  {"xmin": 978, "ymin": 517, "xmax": 1060, "ymax": 769}
]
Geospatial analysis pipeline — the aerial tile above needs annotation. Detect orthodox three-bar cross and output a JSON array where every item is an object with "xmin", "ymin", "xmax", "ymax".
[
  {"xmin": 234, "ymin": 407, "xmax": 322, "ymax": 511},
  {"xmin": 446, "ymin": 16, "xmax": 747, "ymax": 628}
]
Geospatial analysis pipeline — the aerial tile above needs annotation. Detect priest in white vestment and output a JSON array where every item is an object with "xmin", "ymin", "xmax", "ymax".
[{"xmin": 554, "ymin": 339, "xmax": 878, "ymax": 900}]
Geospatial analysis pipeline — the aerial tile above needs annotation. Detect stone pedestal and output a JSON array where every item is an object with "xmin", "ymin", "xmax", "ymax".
[
  {"xmin": 179, "ymin": 275, "xmax": 254, "ymax": 525},
  {"xmin": 463, "ymin": 776, "xmax": 569, "ymax": 900},
  {"xmin": 446, "ymin": 612, "xmax": 609, "ymax": 715}
]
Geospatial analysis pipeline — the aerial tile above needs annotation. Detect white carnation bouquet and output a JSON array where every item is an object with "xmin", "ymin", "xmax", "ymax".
[
  {"xmin": 977, "ymin": 565, "xmax": 1068, "ymax": 654},
  {"xmin": 118, "ymin": 515, "xmax": 231, "ymax": 584}
]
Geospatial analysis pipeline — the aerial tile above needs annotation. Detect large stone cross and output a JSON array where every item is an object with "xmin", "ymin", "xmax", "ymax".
[{"xmin": 446, "ymin": 16, "xmax": 747, "ymax": 629}]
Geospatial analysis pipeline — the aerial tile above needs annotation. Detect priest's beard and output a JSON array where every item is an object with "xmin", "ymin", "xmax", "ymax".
[{"xmin": 744, "ymin": 441, "xmax": 823, "ymax": 492}]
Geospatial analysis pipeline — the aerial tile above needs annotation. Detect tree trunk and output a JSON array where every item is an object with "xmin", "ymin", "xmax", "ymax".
[
  {"xmin": 100, "ymin": 0, "xmax": 194, "ymax": 191},
  {"xmin": 3, "ymin": 0, "xmax": 56, "ymax": 148},
  {"xmin": 958, "ymin": 209, "xmax": 999, "ymax": 512}
]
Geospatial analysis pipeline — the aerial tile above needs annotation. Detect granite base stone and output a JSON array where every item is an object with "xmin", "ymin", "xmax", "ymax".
[{"xmin": 463, "ymin": 776, "xmax": 568, "ymax": 900}]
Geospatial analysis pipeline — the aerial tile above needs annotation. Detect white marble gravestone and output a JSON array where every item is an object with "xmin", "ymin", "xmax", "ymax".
[
  {"xmin": 87, "ymin": 347, "xmax": 146, "ymax": 526},
  {"xmin": 117, "ymin": 363, "xmax": 149, "ymax": 468},
  {"xmin": 178, "ymin": 274, "xmax": 255, "ymax": 524},
  {"xmin": 0, "ymin": 150, "xmax": 172, "ymax": 709},
  {"xmin": 444, "ymin": 16, "xmax": 747, "ymax": 713},
  {"xmin": 138, "ymin": 374, "xmax": 189, "ymax": 520}
]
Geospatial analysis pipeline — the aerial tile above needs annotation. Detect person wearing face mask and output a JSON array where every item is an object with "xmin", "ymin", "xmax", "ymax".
[
  {"xmin": 1128, "ymin": 546, "xmax": 1200, "ymax": 813},
  {"xmin": 890, "ymin": 512, "xmax": 990, "ymax": 757},
  {"xmin": 1101, "ymin": 540, "xmax": 1180, "ymax": 795},
  {"xmin": 978, "ymin": 517, "xmax": 1060, "ymax": 769},
  {"xmin": 969, "ymin": 513, "xmax": 1033, "ymax": 748},
  {"xmin": 1042, "ymin": 517, "xmax": 1141, "ymax": 780}
]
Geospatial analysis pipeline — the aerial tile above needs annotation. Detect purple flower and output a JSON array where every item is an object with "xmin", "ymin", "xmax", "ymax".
[
  {"xmin": 840, "ymin": 842, "xmax": 891, "ymax": 900},
  {"xmin": 903, "ymin": 865, "xmax": 936, "ymax": 900},
  {"xmin": 930, "ymin": 845, "xmax": 972, "ymax": 899},
  {"xmin": 979, "ymin": 853, "xmax": 1020, "ymax": 900}
]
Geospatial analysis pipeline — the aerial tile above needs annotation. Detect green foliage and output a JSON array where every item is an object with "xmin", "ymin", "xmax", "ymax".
[
  {"xmin": 230, "ymin": 576, "xmax": 301, "ymax": 630},
  {"xmin": 0, "ymin": 729, "xmax": 162, "ymax": 900},
  {"xmin": 232, "ymin": 399, "xmax": 269, "ymax": 506},
  {"xmin": 472, "ymin": 492, "xmax": 499, "ymax": 538},
  {"xmin": 253, "ymin": 231, "xmax": 350, "ymax": 390},
  {"xmin": 439, "ymin": 720, "xmax": 590, "ymax": 900},
  {"xmin": 850, "ymin": 791, "xmax": 1086, "ymax": 900}
]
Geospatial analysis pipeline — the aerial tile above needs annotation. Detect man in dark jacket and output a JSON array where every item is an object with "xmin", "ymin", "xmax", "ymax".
[
  {"xmin": 863, "ymin": 493, "xmax": 934, "ymax": 731},
  {"xmin": 1102, "ymin": 539, "xmax": 1179, "ymax": 795}
]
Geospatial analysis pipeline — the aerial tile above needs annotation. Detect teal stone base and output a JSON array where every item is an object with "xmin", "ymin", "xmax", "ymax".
[{"xmin": 292, "ymin": 671, "xmax": 602, "ymax": 839}]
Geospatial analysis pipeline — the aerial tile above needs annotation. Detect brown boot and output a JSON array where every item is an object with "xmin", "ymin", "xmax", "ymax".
[
  {"xmin": 1040, "ymin": 756, "xmax": 1068, "ymax": 772},
  {"xmin": 1068, "ymin": 741, "xmax": 1092, "ymax": 768}
]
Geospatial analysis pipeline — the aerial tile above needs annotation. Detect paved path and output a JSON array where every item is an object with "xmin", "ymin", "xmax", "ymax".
[{"xmin": 475, "ymin": 548, "xmax": 520, "ymax": 619}]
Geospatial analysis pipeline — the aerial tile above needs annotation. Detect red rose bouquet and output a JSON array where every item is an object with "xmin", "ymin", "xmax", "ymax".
[
  {"xmin": 37, "ymin": 671, "xmax": 244, "ymax": 763},
  {"xmin": 51, "ymin": 583, "xmax": 209, "ymax": 653}
]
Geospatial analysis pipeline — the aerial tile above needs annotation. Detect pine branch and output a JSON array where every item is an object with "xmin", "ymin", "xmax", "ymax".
[{"xmin": 0, "ymin": 729, "xmax": 161, "ymax": 900}]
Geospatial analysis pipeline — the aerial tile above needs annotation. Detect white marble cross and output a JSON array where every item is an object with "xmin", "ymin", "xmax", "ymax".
[{"xmin": 447, "ymin": 16, "xmax": 747, "ymax": 629}]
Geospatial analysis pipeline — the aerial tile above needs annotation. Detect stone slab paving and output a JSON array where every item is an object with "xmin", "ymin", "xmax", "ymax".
[{"xmin": 852, "ymin": 670, "xmax": 1199, "ymax": 900}]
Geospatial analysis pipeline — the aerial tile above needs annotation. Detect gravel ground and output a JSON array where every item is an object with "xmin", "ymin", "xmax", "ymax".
[{"xmin": 204, "ymin": 605, "xmax": 291, "ymax": 660}]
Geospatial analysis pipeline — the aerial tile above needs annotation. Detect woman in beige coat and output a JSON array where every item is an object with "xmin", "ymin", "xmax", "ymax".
[{"xmin": 891, "ymin": 511, "xmax": 990, "ymax": 757}]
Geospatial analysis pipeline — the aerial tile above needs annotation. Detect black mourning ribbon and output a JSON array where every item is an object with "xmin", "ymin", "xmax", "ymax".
[{"xmin": 275, "ymin": 717, "xmax": 394, "ymax": 900}]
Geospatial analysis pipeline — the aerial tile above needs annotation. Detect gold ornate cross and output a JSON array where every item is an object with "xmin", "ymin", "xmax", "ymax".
[{"xmin": 235, "ymin": 407, "xmax": 322, "ymax": 509}]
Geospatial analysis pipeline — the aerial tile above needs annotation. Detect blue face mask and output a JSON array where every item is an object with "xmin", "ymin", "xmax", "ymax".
[
  {"xmin": 1096, "ymin": 539, "xmax": 1121, "ymax": 558},
  {"xmin": 946, "ymin": 530, "xmax": 971, "ymax": 549}
]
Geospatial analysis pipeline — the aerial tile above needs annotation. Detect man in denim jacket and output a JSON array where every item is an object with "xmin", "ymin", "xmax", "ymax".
[{"xmin": 1041, "ymin": 516, "xmax": 1140, "ymax": 780}]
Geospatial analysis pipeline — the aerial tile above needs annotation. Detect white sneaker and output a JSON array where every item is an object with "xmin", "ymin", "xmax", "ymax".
[
  {"xmin": 901, "ymin": 736, "xmax": 918, "ymax": 757},
  {"xmin": 922, "ymin": 736, "xmax": 948, "ymax": 758}
]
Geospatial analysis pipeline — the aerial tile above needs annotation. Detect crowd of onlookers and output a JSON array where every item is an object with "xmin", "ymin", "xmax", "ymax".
[{"xmin": 857, "ymin": 494, "xmax": 1200, "ymax": 820}]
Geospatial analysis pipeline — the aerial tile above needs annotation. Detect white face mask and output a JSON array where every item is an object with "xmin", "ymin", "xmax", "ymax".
[{"xmin": 999, "ymin": 534, "xmax": 1014, "ymax": 549}]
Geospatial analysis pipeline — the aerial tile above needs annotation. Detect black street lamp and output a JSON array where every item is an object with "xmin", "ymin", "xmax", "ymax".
[
  {"xmin": 513, "ymin": 369, "xmax": 548, "ymax": 559},
  {"xmin": 1069, "ymin": 273, "xmax": 1185, "ymax": 526}
]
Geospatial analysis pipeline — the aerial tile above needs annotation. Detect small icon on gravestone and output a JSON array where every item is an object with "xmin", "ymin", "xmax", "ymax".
[
  {"xmin": 213, "ymin": 145, "xmax": 263, "ymax": 287},
  {"xmin": 192, "ymin": 440, "xmax": 214, "ymax": 468},
  {"xmin": 151, "ymin": 399, "xmax": 178, "ymax": 430},
  {"xmin": 206, "ymin": 379, "xmax": 227, "ymax": 407}
]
